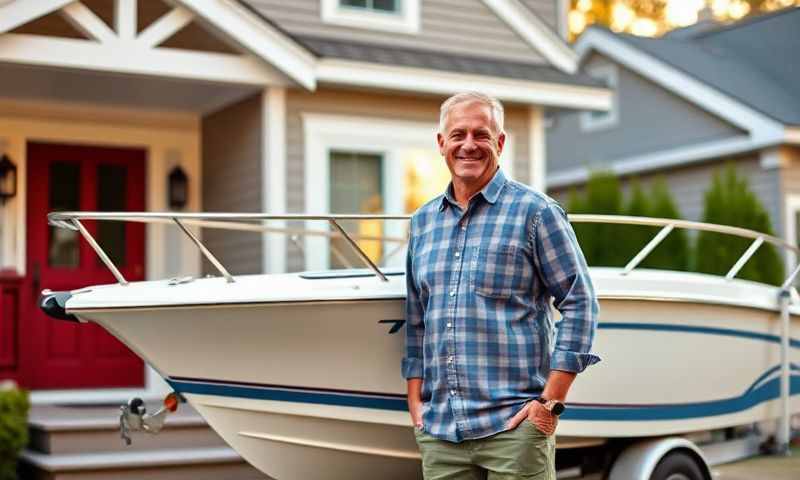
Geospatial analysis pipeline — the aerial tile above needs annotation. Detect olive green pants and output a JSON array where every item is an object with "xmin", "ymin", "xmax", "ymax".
[{"xmin": 414, "ymin": 421, "xmax": 556, "ymax": 480}]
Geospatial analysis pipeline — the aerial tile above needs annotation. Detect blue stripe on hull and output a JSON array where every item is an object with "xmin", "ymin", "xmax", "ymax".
[{"xmin": 167, "ymin": 322, "xmax": 800, "ymax": 421}]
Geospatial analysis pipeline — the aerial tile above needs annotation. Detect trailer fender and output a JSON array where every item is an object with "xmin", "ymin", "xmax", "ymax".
[{"xmin": 608, "ymin": 437, "xmax": 711, "ymax": 480}]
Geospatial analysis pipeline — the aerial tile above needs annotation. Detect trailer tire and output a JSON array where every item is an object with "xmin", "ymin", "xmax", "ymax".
[{"xmin": 649, "ymin": 451, "xmax": 705, "ymax": 480}]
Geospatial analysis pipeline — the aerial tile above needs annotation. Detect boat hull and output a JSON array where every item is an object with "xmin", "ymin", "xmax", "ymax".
[{"xmin": 74, "ymin": 289, "xmax": 800, "ymax": 479}]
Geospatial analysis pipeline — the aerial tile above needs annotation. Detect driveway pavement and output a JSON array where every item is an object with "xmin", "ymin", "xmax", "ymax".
[{"xmin": 711, "ymin": 446, "xmax": 799, "ymax": 480}]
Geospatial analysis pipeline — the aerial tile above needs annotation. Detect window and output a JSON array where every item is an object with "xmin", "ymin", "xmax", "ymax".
[
  {"xmin": 321, "ymin": 0, "xmax": 420, "ymax": 34},
  {"xmin": 340, "ymin": 0, "xmax": 399, "ymax": 13},
  {"xmin": 580, "ymin": 63, "xmax": 619, "ymax": 132},
  {"xmin": 302, "ymin": 114, "xmax": 515, "ymax": 271}
]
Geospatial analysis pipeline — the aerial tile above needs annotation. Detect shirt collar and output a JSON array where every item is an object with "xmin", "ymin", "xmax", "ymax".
[{"xmin": 439, "ymin": 168, "xmax": 507, "ymax": 211}]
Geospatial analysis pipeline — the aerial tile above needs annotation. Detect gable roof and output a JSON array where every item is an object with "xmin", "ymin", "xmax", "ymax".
[{"xmin": 616, "ymin": 7, "xmax": 800, "ymax": 126}]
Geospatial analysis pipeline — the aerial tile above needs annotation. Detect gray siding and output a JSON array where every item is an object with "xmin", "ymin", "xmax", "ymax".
[
  {"xmin": 546, "ymin": 53, "xmax": 745, "ymax": 174},
  {"xmin": 519, "ymin": 0, "xmax": 559, "ymax": 30},
  {"xmin": 201, "ymin": 94, "xmax": 263, "ymax": 275},
  {"xmin": 778, "ymin": 146, "xmax": 800, "ymax": 239},
  {"xmin": 285, "ymin": 87, "xmax": 531, "ymax": 270},
  {"xmin": 550, "ymin": 155, "xmax": 783, "ymax": 235},
  {"xmin": 244, "ymin": 0, "xmax": 547, "ymax": 64}
]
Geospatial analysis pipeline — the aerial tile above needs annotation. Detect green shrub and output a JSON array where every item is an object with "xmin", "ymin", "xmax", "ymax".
[
  {"xmin": 641, "ymin": 178, "xmax": 690, "ymax": 271},
  {"xmin": 568, "ymin": 171, "xmax": 628, "ymax": 266},
  {"xmin": 695, "ymin": 165, "xmax": 784, "ymax": 285},
  {"xmin": 0, "ymin": 386, "xmax": 29, "ymax": 480}
]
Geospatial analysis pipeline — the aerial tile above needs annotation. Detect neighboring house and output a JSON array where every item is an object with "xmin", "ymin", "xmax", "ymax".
[
  {"xmin": 547, "ymin": 7, "xmax": 800, "ymax": 268},
  {"xmin": 0, "ymin": 0, "xmax": 608, "ymax": 404}
]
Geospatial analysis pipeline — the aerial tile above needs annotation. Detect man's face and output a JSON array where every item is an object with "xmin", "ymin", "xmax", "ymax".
[{"xmin": 437, "ymin": 101, "xmax": 505, "ymax": 185}]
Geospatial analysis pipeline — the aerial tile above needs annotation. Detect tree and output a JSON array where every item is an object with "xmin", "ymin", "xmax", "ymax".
[
  {"xmin": 695, "ymin": 165, "xmax": 783, "ymax": 285},
  {"xmin": 567, "ymin": 171, "xmax": 627, "ymax": 266},
  {"xmin": 641, "ymin": 178, "xmax": 690, "ymax": 271}
]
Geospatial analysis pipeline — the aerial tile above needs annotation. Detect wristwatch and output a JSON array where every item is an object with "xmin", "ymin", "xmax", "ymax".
[{"xmin": 536, "ymin": 396, "xmax": 565, "ymax": 416}]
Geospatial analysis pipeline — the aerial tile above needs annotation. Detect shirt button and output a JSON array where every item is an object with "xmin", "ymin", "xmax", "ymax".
[
  {"xmin": 454, "ymin": 252, "xmax": 460, "ymax": 258},
  {"xmin": 450, "ymin": 390, "xmax": 457, "ymax": 396},
  {"xmin": 461, "ymin": 225, "xmax": 467, "ymax": 231},
  {"xmin": 448, "ymin": 356, "xmax": 454, "ymax": 363},
  {"xmin": 449, "ymin": 290, "xmax": 455, "ymax": 297},
  {"xmin": 447, "ymin": 322, "xmax": 452, "ymax": 328}
]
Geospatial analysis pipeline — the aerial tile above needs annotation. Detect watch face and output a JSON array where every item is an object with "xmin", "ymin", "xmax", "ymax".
[{"xmin": 552, "ymin": 402, "xmax": 565, "ymax": 416}]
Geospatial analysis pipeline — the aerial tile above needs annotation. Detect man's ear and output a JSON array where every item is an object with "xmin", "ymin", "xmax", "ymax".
[
  {"xmin": 436, "ymin": 132, "xmax": 445, "ymax": 156},
  {"xmin": 496, "ymin": 132, "xmax": 506, "ymax": 156}
]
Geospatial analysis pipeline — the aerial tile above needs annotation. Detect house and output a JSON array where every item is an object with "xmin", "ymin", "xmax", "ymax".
[
  {"xmin": 546, "ymin": 7, "xmax": 800, "ymax": 269},
  {"xmin": 0, "ymin": 0, "xmax": 608, "ymax": 405}
]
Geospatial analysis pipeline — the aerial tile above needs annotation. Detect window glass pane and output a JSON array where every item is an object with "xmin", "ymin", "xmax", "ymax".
[
  {"xmin": 404, "ymin": 149, "xmax": 451, "ymax": 212},
  {"xmin": 48, "ymin": 162, "xmax": 80, "ymax": 268},
  {"xmin": 340, "ymin": 0, "xmax": 368, "ymax": 8},
  {"xmin": 372, "ymin": 0, "xmax": 398, "ymax": 11},
  {"xmin": 97, "ymin": 165, "xmax": 127, "ymax": 267},
  {"xmin": 329, "ymin": 151, "xmax": 383, "ymax": 269}
]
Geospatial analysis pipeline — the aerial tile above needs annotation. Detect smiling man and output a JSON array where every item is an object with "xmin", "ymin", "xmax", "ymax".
[{"xmin": 403, "ymin": 92, "xmax": 600, "ymax": 479}]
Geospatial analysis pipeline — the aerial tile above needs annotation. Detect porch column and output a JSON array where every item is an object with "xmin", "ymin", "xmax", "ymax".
[
  {"xmin": 261, "ymin": 87, "xmax": 287, "ymax": 273},
  {"xmin": 528, "ymin": 106, "xmax": 546, "ymax": 192}
]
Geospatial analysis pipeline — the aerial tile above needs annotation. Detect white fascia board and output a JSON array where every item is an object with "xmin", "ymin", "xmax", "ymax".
[
  {"xmin": 0, "ymin": 33, "xmax": 288, "ymax": 86},
  {"xmin": 176, "ymin": 0, "xmax": 316, "ymax": 90},
  {"xmin": 481, "ymin": 0, "xmax": 577, "ymax": 74},
  {"xmin": 316, "ymin": 59, "xmax": 610, "ymax": 110},
  {"xmin": 574, "ymin": 28, "xmax": 784, "ymax": 142},
  {"xmin": 786, "ymin": 127, "xmax": 800, "ymax": 145},
  {"xmin": 547, "ymin": 135, "xmax": 777, "ymax": 189},
  {"xmin": 0, "ymin": 0, "xmax": 74, "ymax": 33}
]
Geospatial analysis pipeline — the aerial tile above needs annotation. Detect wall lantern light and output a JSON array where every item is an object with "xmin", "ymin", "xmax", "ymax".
[
  {"xmin": 0, "ymin": 154, "xmax": 17, "ymax": 205},
  {"xmin": 168, "ymin": 166, "xmax": 188, "ymax": 210}
]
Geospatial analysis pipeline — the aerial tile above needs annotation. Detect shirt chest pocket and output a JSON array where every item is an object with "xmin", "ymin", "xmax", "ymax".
[{"xmin": 473, "ymin": 244, "xmax": 530, "ymax": 299}]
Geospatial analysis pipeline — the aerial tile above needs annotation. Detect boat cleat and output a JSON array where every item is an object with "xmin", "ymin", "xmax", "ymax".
[{"xmin": 119, "ymin": 392, "xmax": 180, "ymax": 445}]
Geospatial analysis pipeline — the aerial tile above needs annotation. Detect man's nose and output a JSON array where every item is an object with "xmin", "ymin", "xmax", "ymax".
[{"xmin": 461, "ymin": 135, "xmax": 478, "ymax": 152}]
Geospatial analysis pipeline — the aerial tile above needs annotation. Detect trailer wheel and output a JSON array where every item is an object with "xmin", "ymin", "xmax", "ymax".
[{"xmin": 649, "ymin": 452, "xmax": 705, "ymax": 480}]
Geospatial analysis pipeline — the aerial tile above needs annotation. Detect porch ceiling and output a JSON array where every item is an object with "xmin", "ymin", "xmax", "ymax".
[{"xmin": 0, "ymin": 62, "xmax": 259, "ymax": 114}]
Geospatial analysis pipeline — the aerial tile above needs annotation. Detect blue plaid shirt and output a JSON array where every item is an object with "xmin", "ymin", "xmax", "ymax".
[{"xmin": 403, "ymin": 168, "xmax": 600, "ymax": 442}]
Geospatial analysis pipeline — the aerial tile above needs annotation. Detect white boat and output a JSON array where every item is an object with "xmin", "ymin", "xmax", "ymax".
[{"xmin": 41, "ymin": 212, "xmax": 800, "ymax": 480}]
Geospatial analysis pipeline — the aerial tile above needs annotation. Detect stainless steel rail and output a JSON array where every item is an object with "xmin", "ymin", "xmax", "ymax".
[{"xmin": 47, "ymin": 211, "xmax": 800, "ymax": 285}]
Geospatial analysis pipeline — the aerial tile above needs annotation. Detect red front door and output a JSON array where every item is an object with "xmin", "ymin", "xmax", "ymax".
[{"xmin": 25, "ymin": 142, "xmax": 146, "ymax": 389}]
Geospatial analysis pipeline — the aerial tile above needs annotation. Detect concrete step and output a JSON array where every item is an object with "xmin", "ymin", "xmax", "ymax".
[
  {"xmin": 28, "ymin": 403, "xmax": 227, "ymax": 454},
  {"xmin": 22, "ymin": 403, "xmax": 269, "ymax": 479}
]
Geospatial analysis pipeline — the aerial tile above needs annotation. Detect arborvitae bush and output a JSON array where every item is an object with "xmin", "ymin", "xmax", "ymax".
[
  {"xmin": 696, "ymin": 165, "xmax": 784, "ymax": 285},
  {"xmin": 567, "ymin": 171, "xmax": 628, "ymax": 266},
  {"xmin": 567, "ymin": 173, "xmax": 689, "ymax": 270},
  {"xmin": 641, "ymin": 179, "xmax": 690, "ymax": 271},
  {"xmin": 0, "ymin": 386, "xmax": 29, "ymax": 480}
]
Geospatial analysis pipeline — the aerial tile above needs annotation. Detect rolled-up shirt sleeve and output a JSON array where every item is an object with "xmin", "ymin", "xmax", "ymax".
[
  {"xmin": 402, "ymin": 225, "xmax": 425, "ymax": 379},
  {"xmin": 532, "ymin": 202, "xmax": 600, "ymax": 373}
]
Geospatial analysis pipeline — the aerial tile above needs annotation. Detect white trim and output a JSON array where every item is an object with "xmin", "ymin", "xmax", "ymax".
[
  {"xmin": 759, "ymin": 147, "xmax": 790, "ymax": 170},
  {"xmin": 783, "ymin": 193, "xmax": 800, "ymax": 283},
  {"xmin": 547, "ymin": 135, "xmax": 774, "ymax": 189},
  {"xmin": 136, "ymin": 6, "xmax": 194, "ymax": 48},
  {"xmin": 321, "ymin": 0, "xmax": 420, "ymax": 35},
  {"xmin": 787, "ymin": 127, "xmax": 800, "ymax": 145},
  {"xmin": 481, "ymin": 0, "xmax": 577, "ymax": 74},
  {"xmin": 115, "ymin": 0, "xmax": 137, "ymax": 41},
  {"xmin": 59, "ymin": 1, "xmax": 116, "ymax": 43},
  {"xmin": 176, "ymin": 0, "xmax": 316, "ymax": 90},
  {"xmin": 556, "ymin": 0, "xmax": 570, "ymax": 40},
  {"xmin": 316, "ymin": 58, "xmax": 611, "ymax": 110},
  {"xmin": 262, "ymin": 87, "xmax": 287, "ymax": 274},
  {"xmin": 574, "ymin": 28, "xmax": 785, "ymax": 142},
  {"xmin": 301, "ymin": 113, "xmax": 515, "ymax": 270},
  {"xmin": 529, "ymin": 106, "xmax": 545, "ymax": 192},
  {"xmin": 0, "ymin": 33, "xmax": 289, "ymax": 86},
  {"xmin": 0, "ymin": 0, "xmax": 74, "ymax": 33},
  {"xmin": 579, "ymin": 62, "xmax": 618, "ymax": 132}
]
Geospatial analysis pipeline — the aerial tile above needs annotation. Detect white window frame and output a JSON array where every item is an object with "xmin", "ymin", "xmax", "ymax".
[
  {"xmin": 580, "ymin": 63, "xmax": 619, "ymax": 132},
  {"xmin": 320, "ymin": 0, "xmax": 421, "ymax": 35},
  {"xmin": 783, "ymin": 194, "xmax": 800, "ymax": 281},
  {"xmin": 302, "ymin": 113, "xmax": 514, "ymax": 271}
]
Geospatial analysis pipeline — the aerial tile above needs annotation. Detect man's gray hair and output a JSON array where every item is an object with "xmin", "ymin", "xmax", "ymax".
[{"xmin": 439, "ymin": 92, "xmax": 505, "ymax": 134}]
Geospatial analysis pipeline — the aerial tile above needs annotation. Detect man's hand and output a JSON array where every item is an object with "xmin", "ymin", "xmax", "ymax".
[
  {"xmin": 407, "ymin": 378, "xmax": 424, "ymax": 428},
  {"xmin": 505, "ymin": 401, "xmax": 558, "ymax": 435}
]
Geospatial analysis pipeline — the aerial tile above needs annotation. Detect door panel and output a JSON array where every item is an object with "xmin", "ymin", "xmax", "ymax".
[{"xmin": 25, "ymin": 142, "xmax": 146, "ymax": 389}]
